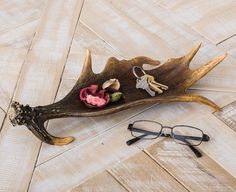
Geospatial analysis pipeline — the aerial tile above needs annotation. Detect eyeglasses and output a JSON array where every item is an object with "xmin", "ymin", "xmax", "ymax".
[{"xmin": 126, "ymin": 120, "xmax": 210, "ymax": 158}]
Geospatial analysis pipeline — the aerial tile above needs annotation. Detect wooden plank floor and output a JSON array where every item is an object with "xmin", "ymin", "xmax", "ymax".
[{"xmin": 0, "ymin": 0, "xmax": 235, "ymax": 191}]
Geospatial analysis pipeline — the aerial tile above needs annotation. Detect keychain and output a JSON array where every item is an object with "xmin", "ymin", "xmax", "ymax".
[{"xmin": 132, "ymin": 66, "xmax": 168, "ymax": 96}]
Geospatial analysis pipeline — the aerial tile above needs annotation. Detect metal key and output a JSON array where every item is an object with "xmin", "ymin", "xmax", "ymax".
[
  {"xmin": 146, "ymin": 74, "xmax": 168, "ymax": 90},
  {"xmin": 148, "ymin": 81, "xmax": 163, "ymax": 94},
  {"xmin": 136, "ymin": 75, "xmax": 155, "ymax": 97}
]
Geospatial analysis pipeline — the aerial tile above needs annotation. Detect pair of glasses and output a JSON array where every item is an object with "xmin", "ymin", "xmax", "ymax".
[{"xmin": 126, "ymin": 120, "xmax": 210, "ymax": 158}]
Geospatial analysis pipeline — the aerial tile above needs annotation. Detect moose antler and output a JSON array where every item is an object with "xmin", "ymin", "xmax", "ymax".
[{"xmin": 9, "ymin": 44, "xmax": 227, "ymax": 145}]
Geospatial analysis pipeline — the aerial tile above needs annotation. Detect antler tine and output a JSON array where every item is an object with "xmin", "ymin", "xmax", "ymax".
[
  {"xmin": 79, "ymin": 49, "xmax": 94, "ymax": 80},
  {"xmin": 185, "ymin": 53, "xmax": 227, "ymax": 89},
  {"xmin": 28, "ymin": 121, "xmax": 75, "ymax": 145},
  {"xmin": 183, "ymin": 43, "xmax": 202, "ymax": 66}
]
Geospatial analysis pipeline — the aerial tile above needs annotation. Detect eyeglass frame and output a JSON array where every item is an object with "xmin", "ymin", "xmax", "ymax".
[{"xmin": 126, "ymin": 120, "xmax": 210, "ymax": 158}]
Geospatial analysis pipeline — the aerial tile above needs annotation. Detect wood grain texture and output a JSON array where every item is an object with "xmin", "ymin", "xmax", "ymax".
[
  {"xmin": 80, "ymin": 0, "xmax": 177, "ymax": 59},
  {"xmin": 146, "ymin": 139, "xmax": 236, "ymax": 192},
  {"xmin": 109, "ymin": 152, "xmax": 188, "ymax": 192},
  {"xmin": 71, "ymin": 171, "xmax": 128, "ymax": 192},
  {"xmin": 0, "ymin": 0, "xmax": 84, "ymax": 191},
  {"xmin": 214, "ymin": 101, "xmax": 236, "ymax": 132},
  {"xmin": 0, "ymin": 0, "xmax": 45, "ymax": 33},
  {"xmin": 193, "ymin": 2, "xmax": 236, "ymax": 44},
  {"xmin": 0, "ymin": 20, "xmax": 39, "ymax": 49},
  {"xmin": 0, "ymin": 47, "xmax": 28, "ymax": 111}
]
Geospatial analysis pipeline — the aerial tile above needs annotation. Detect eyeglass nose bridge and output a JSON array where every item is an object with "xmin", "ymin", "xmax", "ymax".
[
  {"xmin": 160, "ymin": 126, "xmax": 174, "ymax": 137},
  {"xmin": 162, "ymin": 126, "xmax": 173, "ymax": 129}
]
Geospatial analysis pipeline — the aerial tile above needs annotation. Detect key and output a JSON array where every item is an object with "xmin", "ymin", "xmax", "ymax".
[
  {"xmin": 149, "ymin": 82, "xmax": 163, "ymax": 94},
  {"xmin": 146, "ymin": 74, "xmax": 168, "ymax": 90},
  {"xmin": 136, "ymin": 75, "xmax": 155, "ymax": 97}
]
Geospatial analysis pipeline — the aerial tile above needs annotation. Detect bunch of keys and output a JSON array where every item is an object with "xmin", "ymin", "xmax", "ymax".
[{"xmin": 132, "ymin": 66, "xmax": 168, "ymax": 97}]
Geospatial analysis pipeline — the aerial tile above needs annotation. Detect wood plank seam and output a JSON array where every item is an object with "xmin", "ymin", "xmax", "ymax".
[
  {"xmin": 0, "ymin": 107, "xmax": 6, "ymax": 131},
  {"xmin": 143, "ymin": 149, "xmax": 191, "ymax": 192},
  {"xmin": 216, "ymin": 34, "xmax": 236, "ymax": 46},
  {"xmin": 144, "ymin": 138, "xmax": 236, "ymax": 191},
  {"xmin": 33, "ymin": 0, "xmax": 87, "ymax": 167},
  {"xmin": 106, "ymin": 169, "xmax": 132, "ymax": 192},
  {"xmin": 79, "ymin": 21, "xmax": 123, "ymax": 58},
  {"xmin": 0, "ymin": 19, "xmax": 39, "ymax": 39},
  {"xmin": 0, "ymin": 106, "xmax": 6, "ymax": 114},
  {"xmin": 52, "ymin": 0, "xmax": 85, "ymax": 104}
]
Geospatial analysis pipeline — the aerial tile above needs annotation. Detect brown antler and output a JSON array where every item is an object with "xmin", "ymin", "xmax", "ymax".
[{"xmin": 9, "ymin": 43, "xmax": 227, "ymax": 145}]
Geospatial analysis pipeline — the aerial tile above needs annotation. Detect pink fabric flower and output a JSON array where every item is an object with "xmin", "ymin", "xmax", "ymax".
[{"xmin": 80, "ymin": 85, "xmax": 110, "ymax": 108}]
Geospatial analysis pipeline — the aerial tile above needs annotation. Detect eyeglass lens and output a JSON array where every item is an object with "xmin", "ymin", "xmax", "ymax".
[
  {"xmin": 172, "ymin": 126, "xmax": 203, "ymax": 146},
  {"xmin": 131, "ymin": 120, "xmax": 162, "ymax": 139}
]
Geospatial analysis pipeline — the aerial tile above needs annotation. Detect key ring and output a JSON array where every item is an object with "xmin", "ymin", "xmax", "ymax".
[{"xmin": 132, "ymin": 66, "xmax": 146, "ymax": 79}]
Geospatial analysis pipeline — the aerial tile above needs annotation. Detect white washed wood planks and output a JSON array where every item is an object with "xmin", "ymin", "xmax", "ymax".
[
  {"xmin": 0, "ymin": 20, "xmax": 39, "ymax": 49},
  {"xmin": 72, "ymin": 171, "xmax": 128, "ymax": 192},
  {"xmin": 146, "ymin": 140, "xmax": 236, "ymax": 191},
  {"xmin": 0, "ymin": 47, "xmax": 28, "ymax": 111},
  {"xmin": 29, "ymin": 120, "xmax": 142, "ymax": 191},
  {"xmin": 0, "ymin": 0, "xmax": 84, "ymax": 191},
  {"xmin": 29, "ymin": 91, "xmax": 236, "ymax": 191},
  {"xmin": 80, "ymin": 0, "xmax": 177, "ymax": 59},
  {"xmin": 78, "ymin": 136, "xmax": 236, "ymax": 192},
  {"xmin": 0, "ymin": 3, "xmax": 44, "ymax": 115},
  {"xmin": 155, "ymin": 0, "xmax": 236, "ymax": 44},
  {"xmin": 109, "ymin": 152, "xmax": 188, "ymax": 192},
  {"xmin": 0, "ymin": 0, "xmax": 45, "ymax": 33}
]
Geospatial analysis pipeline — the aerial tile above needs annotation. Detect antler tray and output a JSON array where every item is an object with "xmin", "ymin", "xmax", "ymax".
[{"xmin": 9, "ymin": 44, "xmax": 227, "ymax": 145}]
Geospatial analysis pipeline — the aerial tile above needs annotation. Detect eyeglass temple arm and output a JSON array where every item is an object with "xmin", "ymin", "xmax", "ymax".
[
  {"xmin": 126, "ymin": 137, "xmax": 141, "ymax": 145},
  {"xmin": 173, "ymin": 136, "xmax": 202, "ymax": 158},
  {"xmin": 129, "ymin": 126, "xmax": 159, "ymax": 136},
  {"xmin": 126, "ymin": 133, "xmax": 150, "ymax": 145},
  {"xmin": 126, "ymin": 126, "xmax": 159, "ymax": 145},
  {"xmin": 174, "ymin": 134, "xmax": 210, "ymax": 142},
  {"xmin": 188, "ymin": 145, "xmax": 202, "ymax": 158}
]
